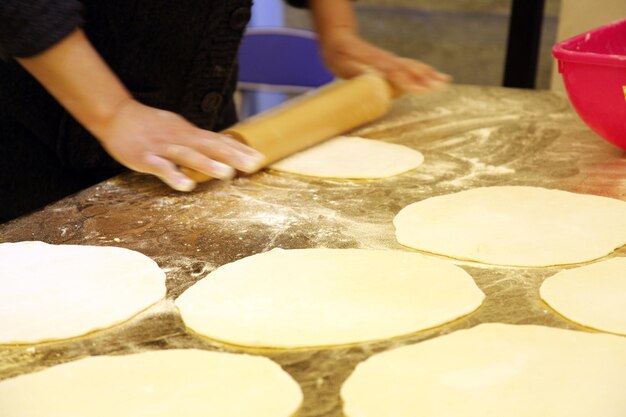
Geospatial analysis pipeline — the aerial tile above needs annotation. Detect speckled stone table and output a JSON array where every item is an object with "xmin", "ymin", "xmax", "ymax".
[{"xmin": 1, "ymin": 85, "xmax": 625, "ymax": 416}]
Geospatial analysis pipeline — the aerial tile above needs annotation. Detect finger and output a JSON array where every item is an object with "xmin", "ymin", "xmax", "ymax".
[
  {"xmin": 333, "ymin": 42, "xmax": 402, "ymax": 77},
  {"xmin": 349, "ymin": 43, "xmax": 400, "ymax": 73},
  {"xmin": 369, "ymin": 55, "xmax": 438, "ymax": 91},
  {"xmin": 408, "ymin": 69, "xmax": 448, "ymax": 90},
  {"xmin": 433, "ymin": 71, "xmax": 453, "ymax": 83},
  {"xmin": 399, "ymin": 60, "xmax": 439, "ymax": 85},
  {"xmin": 400, "ymin": 58, "xmax": 451, "ymax": 86},
  {"xmin": 189, "ymin": 132, "xmax": 266, "ymax": 173},
  {"xmin": 143, "ymin": 154, "xmax": 196, "ymax": 192},
  {"xmin": 386, "ymin": 70, "xmax": 432, "ymax": 95},
  {"xmin": 163, "ymin": 144, "xmax": 236, "ymax": 180},
  {"xmin": 370, "ymin": 54, "xmax": 405, "ymax": 74},
  {"xmin": 387, "ymin": 64, "xmax": 446, "ymax": 92}
]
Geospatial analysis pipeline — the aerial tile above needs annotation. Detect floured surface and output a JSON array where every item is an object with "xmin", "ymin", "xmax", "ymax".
[
  {"xmin": 394, "ymin": 186, "xmax": 626, "ymax": 266},
  {"xmin": 269, "ymin": 136, "xmax": 424, "ymax": 178},
  {"xmin": 176, "ymin": 248, "xmax": 485, "ymax": 348},
  {"xmin": 2, "ymin": 86, "xmax": 626, "ymax": 417},
  {"xmin": 0, "ymin": 349, "xmax": 302, "ymax": 417},
  {"xmin": 0, "ymin": 242, "xmax": 166, "ymax": 344},
  {"xmin": 541, "ymin": 258, "xmax": 626, "ymax": 335},
  {"xmin": 341, "ymin": 323, "xmax": 626, "ymax": 417}
]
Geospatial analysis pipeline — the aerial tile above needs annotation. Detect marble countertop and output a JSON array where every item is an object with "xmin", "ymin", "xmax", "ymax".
[{"xmin": 1, "ymin": 85, "xmax": 625, "ymax": 416}]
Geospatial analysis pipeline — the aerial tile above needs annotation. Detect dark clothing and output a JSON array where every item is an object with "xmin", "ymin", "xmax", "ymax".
[
  {"xmin": 0, "ymin": 0, "xmax": 307, "ymax": 223},
  {"xmin": 0, "ymin": 112, "xmax": 116, "ymax": 221}
]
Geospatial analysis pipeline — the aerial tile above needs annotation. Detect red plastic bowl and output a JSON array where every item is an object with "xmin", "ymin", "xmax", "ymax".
[{"xmin": 553, "ymin": 18, "xmax": 626, "ymax": 149}]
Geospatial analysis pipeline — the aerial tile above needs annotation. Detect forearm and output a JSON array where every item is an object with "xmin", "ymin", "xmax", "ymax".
[
  {"xmin": 309, "ymin": 0, "xmax": 358, "ymax": 44},
  {"xmin": 14, "ymin": 27, "xmax": 263, "ymax": 190},
  {"xmin": 307, "ymin": 0, "xmax": 450, "ymax": 92},
  {"xmin": 17, "ymin": 29, "xmax": 132, "ymax": 139}
]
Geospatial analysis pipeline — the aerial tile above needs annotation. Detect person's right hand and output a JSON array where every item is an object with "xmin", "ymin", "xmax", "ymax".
[
  {"xmin": 91, "ymin": 98, "xmax": 265, "ymax": 191},
  {"xmin": 17, "ymin": 29, "xmax": 264, "ymax": 192}
]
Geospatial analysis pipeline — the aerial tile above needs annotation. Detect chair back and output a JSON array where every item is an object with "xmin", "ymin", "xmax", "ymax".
[{"xmin": 238, "ymin": 27, "xmax": 334, "ymax": 94}]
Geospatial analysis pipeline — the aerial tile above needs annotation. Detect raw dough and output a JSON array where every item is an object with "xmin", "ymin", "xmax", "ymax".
[
  {"xmin": 0, "ymin": 241, "xmax": 166, "ymax": 344},
  {"xmin": 269, "ymin": 136, "xmax": 424, "ymax": 179},
  {"xmin": 0, "ymin": 349, "xmax": 303, "ymax": 417},
  {"xmin": 541, "ymin": 257, "xmax": 626, "ymax": 335},
  {"xmin": 394, "ymin": 186, "xmax": 626, "ymax": 266},
  {"xmin": 341, "ymin": 323, "xmax": 626, "ymax": 417},
  {"xmin": 175, "ymin": 248, "xmax": 484, "ymax": 348}
]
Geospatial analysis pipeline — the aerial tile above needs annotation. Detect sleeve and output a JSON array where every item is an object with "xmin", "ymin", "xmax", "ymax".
[
  {"xmin": 0, "ymin": 0, "xmax": 84, "ymax": 59},
  {"xmin": 283, "ymin": 0, "xmax": 309, "ymax": 8}
]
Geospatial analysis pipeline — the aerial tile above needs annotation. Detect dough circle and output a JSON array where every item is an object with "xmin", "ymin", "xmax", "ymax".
[
  {"xmin": 0, "ymin": 241, "xmax": 166, "ymax": 344},
  {"xmin": 341, "ymin": 323, "xmax": 626, "ymax": 417},
  {"xmin": 0, "ymin": 349, "xmax": 303, "ymax": 417},
  {"xmin": 540, "ymin": 257, "xmax": 626, "ymax": 335},
  {"xmin": 394, "ymin": 186, "xmax": 626, "ymax": 266},
  {"xmin": 269, "ymin": 136, "xmax": 424, "ymax": 179},
  {"xmin": 175, "ymin": 248, "xmax": 484, "ymax": 348}
]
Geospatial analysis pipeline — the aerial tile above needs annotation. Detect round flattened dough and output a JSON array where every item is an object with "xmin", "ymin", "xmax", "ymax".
[
  {"xmin": 341, "ymin": 323, "xmax": 626, "ymax": 417},
  {"xmin": 0, "ymin": 241, "xmax": 166, "ymax": 344},
  {"xmin": 269, "ymin": 136, "xmax": 424, "ymax": 179},
  {"xmin": 175, "ymin": 248, "xmax": 484, "ymax": 348},
  {"xmin": 0, "ymin": 349, "xmax": 303, "ymax": 417},
  {"xmin": 394, "ymin": 186, "xmax": 626, "ymax": 266},
  {"xmin": 541, "ymin": 258, "xmax": 626, "ymax": 335}
]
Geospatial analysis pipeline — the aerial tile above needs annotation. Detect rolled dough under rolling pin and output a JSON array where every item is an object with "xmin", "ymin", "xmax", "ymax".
[
  {"xmin": 269, "ymin": 136, "xmax": 424, "ymax": 179},
  {"xmin": 182, "ymin": 73, "xmax": 401, "ymax": 182}
]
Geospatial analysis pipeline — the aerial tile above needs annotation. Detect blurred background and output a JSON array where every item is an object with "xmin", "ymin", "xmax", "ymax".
[
  {"xmin": 242, "ymin": 0, "xmax": 626, "ymax": 116},
  {"xmin": 250, "ymin": 0, "xmax": 626, "ymax": 90}
]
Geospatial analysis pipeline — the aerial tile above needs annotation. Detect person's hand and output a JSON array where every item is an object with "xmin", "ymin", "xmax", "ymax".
[
  {"xmin": 17, "ymin": 29, "xmax": 265, "ymax": 192},
  {"xmin": 92, "ymin": 98, "xmax": 265, "ymax": 191},
  {"xmin": 320, "ymin": 30, "xmax": 451, "ymax": 94}
]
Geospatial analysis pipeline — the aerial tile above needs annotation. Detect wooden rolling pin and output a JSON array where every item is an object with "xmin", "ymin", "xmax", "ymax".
[{"xmin": 182, "ymin": 72, "xmax": 398, "ymax": 183}]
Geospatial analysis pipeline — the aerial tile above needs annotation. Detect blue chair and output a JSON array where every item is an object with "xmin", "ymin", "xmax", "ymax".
[{"xmin": 237, "ymin": 27, "xmax": 335, "ymax": 118}]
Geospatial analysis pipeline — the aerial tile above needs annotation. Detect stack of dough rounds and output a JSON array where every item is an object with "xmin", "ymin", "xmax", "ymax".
[
  {"xmin": 0, "ymin": 349, "xmax": 303, "ymax": 417},
  {"xmin": 394, "ymin": 186, "xmax": 626, "ymax": 266},
  {"xmin": 540, "ymin": 257, "xmax": 626, "ymax": 335},
  {"xmin": 175, "ymin": 248, "xmax": 485, "ymax": 348},
  {"xmin": 0, "ymin": 241, "xmax": 166, "ymax": 344},
  {"xmin": 269, "ymin": 136, "xmax": 424, "ymax": 179},
  {"xmin": 341, "ymin": 323, "xmax": 626, "ymax": 417}
]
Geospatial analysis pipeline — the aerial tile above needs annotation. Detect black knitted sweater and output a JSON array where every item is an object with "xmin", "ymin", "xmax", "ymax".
[{"xmin": 0, "ymin": 0, "xmax": 308, "ymax": 170}]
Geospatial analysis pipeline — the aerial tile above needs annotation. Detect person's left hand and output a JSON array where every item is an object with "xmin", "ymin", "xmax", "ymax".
[{"xmin": 319, "ymin": 30, "xmax": 451, "ymax": 94}]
